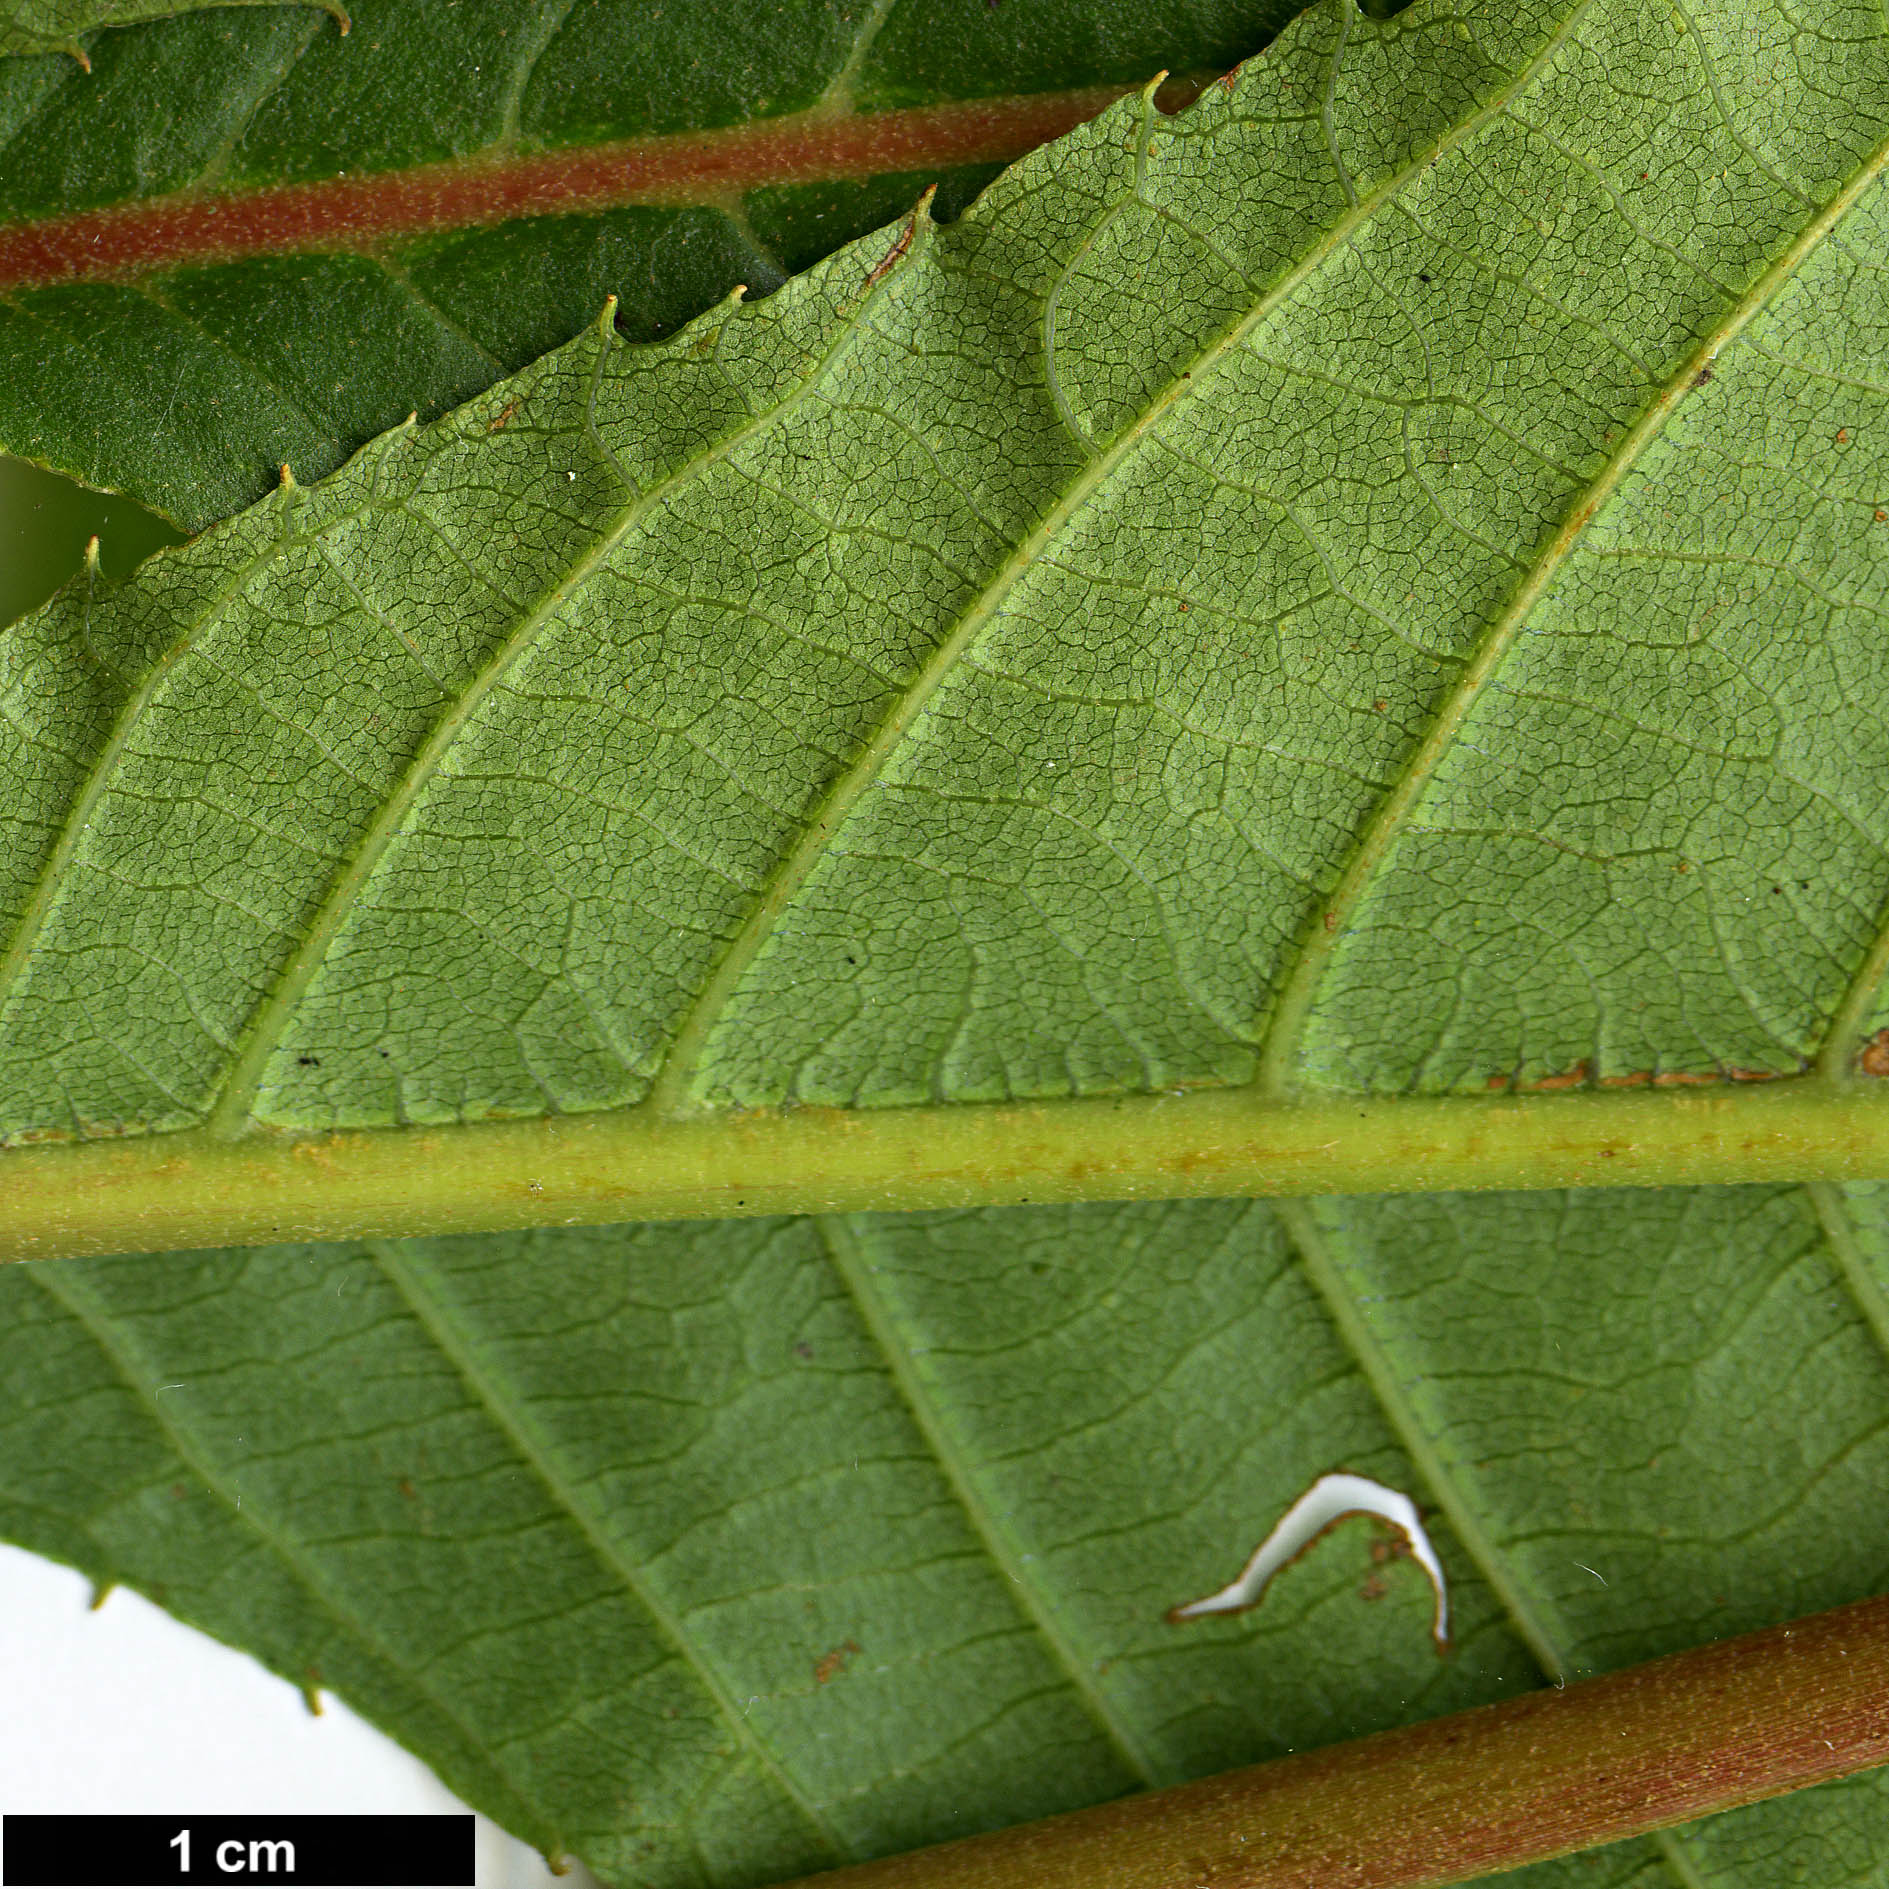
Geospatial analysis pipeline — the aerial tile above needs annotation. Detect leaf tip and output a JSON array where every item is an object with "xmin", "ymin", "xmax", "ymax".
[
  {"xmin": 278, "ymin": 463, "xmax": 297, "ymax": 491},
  {"xmin": 82, "ymin": 535, "xmax": 100, "ymax": 576},
  {"xmin": 87, "ymin": 1578, "xmax": 113, "ymax": 1611}
]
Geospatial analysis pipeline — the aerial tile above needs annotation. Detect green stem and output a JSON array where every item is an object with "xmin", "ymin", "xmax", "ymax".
[
  {"xmin": 781, "ymin": 1595, "xmax": 1889, "ymax": 1889},
  {"xmin": 8, "ymin": 1075, "xmax": 1889, "ymax": 1263}
]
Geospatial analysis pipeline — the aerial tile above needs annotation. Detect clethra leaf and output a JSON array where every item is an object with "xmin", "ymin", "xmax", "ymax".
[
  {"xmin": 5, "ymin": 0, "xmax": 1889, "ymax": 1250},
  {"xmin": 0, "ymin": 0, "xmax": 1296, "ymax": 525},
  {"xmin": 7, "ymin": 1, "xmax": 1889, "ymax": 1883}
]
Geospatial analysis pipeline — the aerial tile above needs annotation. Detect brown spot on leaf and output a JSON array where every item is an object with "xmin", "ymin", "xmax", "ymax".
[
  {"xmin": 1360, "ymin": 1573, "xmax": 1389, "ymax": 1602},
  {"xmin": 1594, "ymin": 1065, "xmax": 1796, "ymax": 1090},
  {"xmin": 487, "ymin": 399, "xmax": 521, "ymax": 432},
  {"xmin": 814, "ymin": 1639, "xmax": 862, "ymax": 1686},
  {"xmin": 863, "ymin": 214, "xmax": 919, "ymax": 291},
  {"xmin": 1860, "ymin": 1030, "xmax": 1889, "ymax": 1078},
  {"xmin": 1529, "ymin": 1060, "xmax": 1591, "ymax": 1092}
]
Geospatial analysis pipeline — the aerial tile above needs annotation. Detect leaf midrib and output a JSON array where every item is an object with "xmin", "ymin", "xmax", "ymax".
[{"xmin": 0, "ymin": 87, "xmax": 1137, "ymax": 292}]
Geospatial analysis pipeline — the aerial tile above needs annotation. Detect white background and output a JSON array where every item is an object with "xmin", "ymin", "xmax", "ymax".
[
  {"xmin": 0, "ymin": 1543, "xmax": 591, "ymax": 1889},
  {"xmin": 0, "ymin": 462, "xmax": 600, "ymax": 1889}
]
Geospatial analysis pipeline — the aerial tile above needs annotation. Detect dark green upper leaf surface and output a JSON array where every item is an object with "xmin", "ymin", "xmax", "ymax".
[
  {"xmin": 0, "ymin": 0, "xmax": 1297, "ymax": 526},
  {"xmin": 0, "ymin": 0, "xmax": 330, "ymax": 63},
  {"xmin": 7, "ymin": 1181, "xmax": 1889, "ymax": 1884}
]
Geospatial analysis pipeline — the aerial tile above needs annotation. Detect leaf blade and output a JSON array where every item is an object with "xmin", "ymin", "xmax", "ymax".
[
  {"xmin": 11, "ymin": 1182, "xmax": 1889, "ymax": 1881},
  {"xmin": 0, "ymin": 0, "xmax": 1298, "ymax": 525},
  {"xmin": 8, "ymin": 0, "xmax": 1889, "ymax": 1246}
]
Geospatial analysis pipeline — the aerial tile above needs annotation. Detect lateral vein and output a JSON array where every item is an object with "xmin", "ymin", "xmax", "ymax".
[
  {"xmin": 649, "ymin": 2, "xmax": 1605, "ymax": 1113},
  {"xmin": 209, "ymin": 239, "xmax": 924, "ymax": 1136},
  {"xmin": 1255, "ymin": 124, "xmax": 1889, "ymax": 1097},
  {"xmin": 815, "ymin": 1213, "xmax": 1167, "ymax": 1788},
  {"xmin": 368, "ymin": 1241, "xmax": 850, "ymax": 1862},
  {"xmin": 1275, "ymin": 1195, "xmax": 1720, "ymax": 1889},
  {"xmin": 25, "ymin": 1260, "xmax": 557, "ymax": 1853}
]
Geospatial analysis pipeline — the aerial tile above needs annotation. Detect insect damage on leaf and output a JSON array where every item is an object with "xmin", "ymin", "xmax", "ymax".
[{"xmin": 1167, "ymin": 1470, "xmax": 1451, "ymax": 1651}]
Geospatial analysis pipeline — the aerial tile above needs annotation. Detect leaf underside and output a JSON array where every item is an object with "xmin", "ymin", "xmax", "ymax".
[
  {"xmin": 8, "ymin": 0, "xmax": 1889, "ymax": 1882},
  {"xmin": 0, "ymin": 0, "xmax": 1297, "ymax": 526},
  {"xmin": 8, "ymin": 1182, "xmax": 1889, "ymax": 1886},
  {"xmin": 4, "ymin": 0, "xmax": 1889, "ymax": 1169}
]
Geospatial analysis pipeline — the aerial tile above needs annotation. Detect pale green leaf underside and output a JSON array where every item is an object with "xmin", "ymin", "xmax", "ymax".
[
  {"xmin": 7, "ymin": 0, "xmax": 1889, "ymax": 1191},
  {"xmin": 8, "ymin": 1181, "xmax": 1889, "ymax": 1886},
  {"xmin": 0, "ymin": 0, "xmax": 330, "ymax": 59}
]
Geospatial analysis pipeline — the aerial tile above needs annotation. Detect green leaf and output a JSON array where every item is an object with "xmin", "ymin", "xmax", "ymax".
[
  {"xmin": 10, "ymin": 2, "xmax": 1889, "ymax": 1879},
  {"xmin": 0, "ymin": 0, "xmax": 332, "ymax": 64},
  {"xmin": 0, "ymin": 0, "xmax": 1296, "ymax": 527},
  {"xmin": 6, "ymin": 0, "xmax": 1889, "ymax": 1253},
  {"xmin": 8, "ymin": 1184, "xmax": 1889, "ymax": 1883}
]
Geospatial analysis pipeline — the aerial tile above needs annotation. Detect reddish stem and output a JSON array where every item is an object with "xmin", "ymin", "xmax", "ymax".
[
  {"xmin": 789, "ymin": 1596, "xmax": 1889, "ymax": 1889},
  {"xmin": 0, "ymin": 87, "xmax": 1152, "ymax": 291}
]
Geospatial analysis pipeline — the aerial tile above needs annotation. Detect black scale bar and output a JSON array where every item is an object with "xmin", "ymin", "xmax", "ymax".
[{"xmin": 1, "ymin": 1816, "xmax": 475, "ymax": 1887}]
